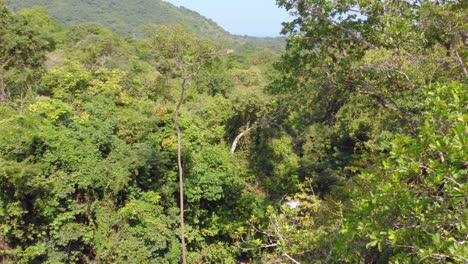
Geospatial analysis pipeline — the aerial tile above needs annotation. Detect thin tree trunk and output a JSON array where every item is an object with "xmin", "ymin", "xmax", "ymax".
[
  {"xmin": 174, "ymin": 77, "xmax": 188, "ymax": 264},
  {"xmin": 0, "ymin": 69, "xmax": 7, "ymax": 103},
  {"xmin": 171, "ymin": 50, "xmax": 220, "ymax": 263}
]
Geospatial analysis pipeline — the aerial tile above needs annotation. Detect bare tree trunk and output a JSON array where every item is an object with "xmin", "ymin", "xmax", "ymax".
[
  {"xmin": 230, "ymin": 122, "xmax": 256, "ymax": 155},
  {"xmin": 174, "ymin": 77, "xmax": 189, "ymax": 264},
  {"xmin": 0, "ymin": 69, "xmax": 7, "ymax": 103}
]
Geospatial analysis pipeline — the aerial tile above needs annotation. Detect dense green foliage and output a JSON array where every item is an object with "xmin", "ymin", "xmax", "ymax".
[
  {"xmin": 254, "ymin": 0, "xmax": 467, "ymax": 262},
  {"xmin": 0, "ymin": 0, "xmax": 466, "ymax": 263}
]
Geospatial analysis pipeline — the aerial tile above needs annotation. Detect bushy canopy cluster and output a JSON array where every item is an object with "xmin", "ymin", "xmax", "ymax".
[{"xmin": 256, "ymin": 0, "xmax": 467, "ymax": 263}]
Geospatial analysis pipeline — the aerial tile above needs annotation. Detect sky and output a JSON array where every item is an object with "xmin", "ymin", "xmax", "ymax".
[{"xmin": 163, "ymin": 0, "xmax": 291, "ymax": 37}]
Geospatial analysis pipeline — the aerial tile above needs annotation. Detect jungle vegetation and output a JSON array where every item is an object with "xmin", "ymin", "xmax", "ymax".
[{"xmin": 0, "ymin": 0, "xmax": 466, "ymax": 263}]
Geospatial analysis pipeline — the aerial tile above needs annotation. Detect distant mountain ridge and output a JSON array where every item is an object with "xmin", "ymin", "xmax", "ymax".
[{"xmin": 7, "ymin": 0, "xmax": 231, "ymax": 40}]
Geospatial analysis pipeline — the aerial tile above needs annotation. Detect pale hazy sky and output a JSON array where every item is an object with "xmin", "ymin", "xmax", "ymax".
[{"xmin": 163, "ymin": 0, "xmax": 291, "ymax": 37}]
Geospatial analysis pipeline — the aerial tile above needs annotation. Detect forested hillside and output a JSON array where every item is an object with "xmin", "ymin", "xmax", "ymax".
[
  {"xmin": 7, "ymin": 0, "xmax": 286, "ymax": 52},
  {"xmin": 0, "ymin": 0, "xmax": 466, "ymax": 263},
  {"xmin": 8, "ymin": 0, "xmax": 228, "ymax": 38}
]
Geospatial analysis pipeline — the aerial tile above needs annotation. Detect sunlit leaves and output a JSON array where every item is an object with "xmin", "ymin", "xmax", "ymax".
[{"xmin": 340, "ymin": 82, "xmax": 467, "ymax": 262}]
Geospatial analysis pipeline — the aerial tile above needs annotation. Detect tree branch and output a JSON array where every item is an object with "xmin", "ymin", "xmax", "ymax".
[
  {"xmin": 311, "ymin": 10, "xmax": 376, "ymax": 49},
  {"xmin": 283, "ymin": 252, "xmax": 301, "ymax": 264},
  {"xmin": 454, "ymin": 49, "xmax": 467, "ymax": 77},
  {"xmin": 0, "ymin": 69, "xmax": 7, "ymax": 103},
  {"xmin": 359, "ymin": 82, "xmax": 415, "ymax": 117},
  {"xmin": 230, "ymin": 121, "xmax": 257, "ymax": 155}
]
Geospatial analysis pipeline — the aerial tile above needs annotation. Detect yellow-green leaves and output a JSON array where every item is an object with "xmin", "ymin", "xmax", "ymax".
[{"xmin": 28, "ymin": 98, "xmax": 73, "ymax": 122}]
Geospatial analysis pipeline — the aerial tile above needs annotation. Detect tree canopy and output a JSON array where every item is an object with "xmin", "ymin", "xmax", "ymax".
[{"xmin": 0, "ymin": 0, "xmax": 466, "ymax": 263}]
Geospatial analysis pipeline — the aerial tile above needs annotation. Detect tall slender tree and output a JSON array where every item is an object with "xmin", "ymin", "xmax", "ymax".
[{"xmin": 145, "ymin": 26, "xmax": 225, "ymax": 263}]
